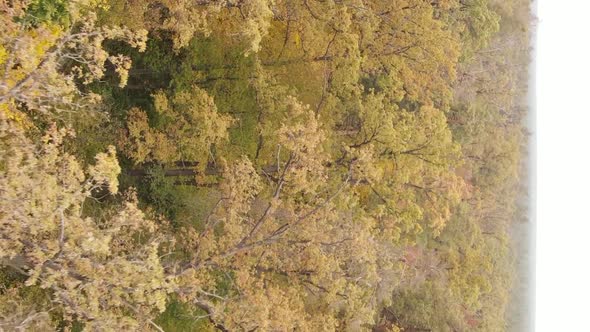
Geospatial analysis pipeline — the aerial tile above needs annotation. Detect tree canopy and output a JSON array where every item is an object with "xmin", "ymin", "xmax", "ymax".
[{"xmin": 0, "ymin": 0, "xmax": 531, "ymax": 331}]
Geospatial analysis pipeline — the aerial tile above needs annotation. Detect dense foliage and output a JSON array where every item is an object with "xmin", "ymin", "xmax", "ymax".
[{"xmin": 0, "ymin": 0, "xmax": 530, "ymax": 331}]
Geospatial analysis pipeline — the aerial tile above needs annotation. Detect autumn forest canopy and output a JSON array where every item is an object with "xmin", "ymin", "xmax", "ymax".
[{"xmin": 0, "ymin": 0, "xmax": 531, "ymax": 331}]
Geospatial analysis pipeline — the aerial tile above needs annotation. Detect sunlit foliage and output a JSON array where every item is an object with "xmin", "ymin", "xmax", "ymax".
[{"xmin": 0, "ymin": 0, "xmax": 530, "ymax": 330}]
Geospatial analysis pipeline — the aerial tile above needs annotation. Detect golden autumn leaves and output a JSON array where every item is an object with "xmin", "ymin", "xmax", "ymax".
[{"xmin": 0, "ymin": 0, "xmax": 528, "ymax": 330}]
